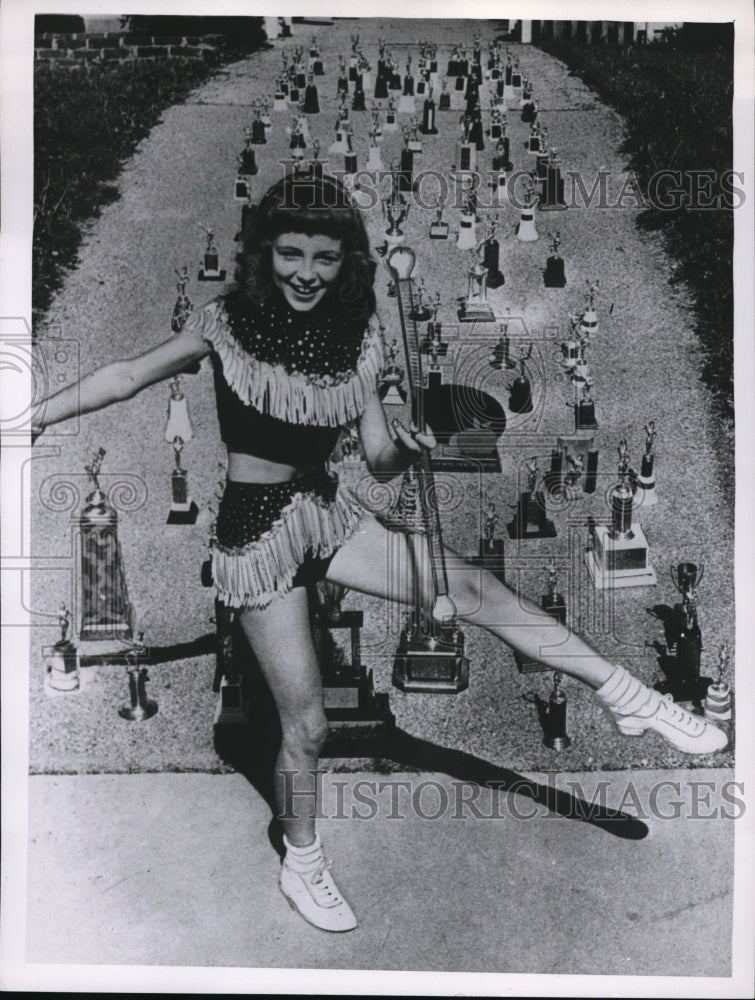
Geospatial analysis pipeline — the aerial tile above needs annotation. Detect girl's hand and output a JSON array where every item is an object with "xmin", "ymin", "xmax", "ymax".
[
  {"xmin": 31, "ymin": 419, "xmax": 45, "ymax": 445},
  {"xmin": 391, "ymin": 418, "xmax": 437, "ymax": 454}
]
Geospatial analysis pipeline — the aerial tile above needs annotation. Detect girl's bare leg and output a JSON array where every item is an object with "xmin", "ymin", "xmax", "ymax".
[
  {"xmin": 237, "ymin": 587, "xmax": 326, "ymax": 847},
  {"xmin": 327, "ymin": 515, "xmax": 614, "ymax": 688}
]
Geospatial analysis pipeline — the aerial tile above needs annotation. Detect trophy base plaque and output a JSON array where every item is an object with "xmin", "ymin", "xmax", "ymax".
[
  {"xmin": 585, "ymin": 523, "xmax": 657, "ymax": 590},
  {"xmin": 234, "ymin": 177, "xmax": 249, "ymax": 201},
  {"xmin": 46, "ymin": 640, "xmax": 81, "ymax": 692},
  {"xmin": 421, "ymin": 340, "xmax": 449, "ymax": 357},
  {"xmin": 393, "ymin": 623, "xmax": 469, "ymax": 694},
  {"xmin": 544, "ymin": 733, "xmax": 571, "ymax": 751},
  {"xmin": 198, "ymin": 268, "xmax": 227, "ymax": 282},
  {"xmin": 544, "ymin": 257, "xmax": 566, "ymax": 287},
  {"xmin": 635, "ymin": 474, "xmax": 657, "ymax": 508},
  {"xmin": 575, "ymin": 401, "xmax": 598, "ymax": 431},
  {"xmin": 167, "ymin": 499, "xmax": 199, "ymax": 525},
  {"xmin": 430, "ymin": 222, "xmax": 449, "ymax": 239},
  {"xmin": 408, "ymin": 140, "xmax": 423, "ymax": 153},
  {"xmin": 119, "ymin": 699, "xmax": 158, "ymax": 722},
  {"xmin": 457, "ymin": 299, "xmax": 496, "ymax": 323}
]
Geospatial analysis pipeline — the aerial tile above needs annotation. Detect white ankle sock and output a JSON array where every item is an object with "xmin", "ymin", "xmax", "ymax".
[{"xmin": 283, "ymin": 834, "xmax": 323, "ymax": 870}]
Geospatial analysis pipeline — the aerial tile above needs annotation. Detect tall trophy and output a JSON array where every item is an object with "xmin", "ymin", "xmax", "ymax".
[
  {"xmin": 543, "ymin": 671, "xmax": 571, "ymax": 750},
  {"xmin": 46, "ymin": 604, "xmax": 80, "ymax": 692},
  {"xmin": 585, "ymin": 441, "xmax": 657, "ymax": 589},
  {"xmin": 456, "ymin": 191, "xmax": 478, "ymax": 251},
  {"xmin": 118, "ymin": 633, "xmax": 157, "ymax": 722},
  {"xmin": 562, "ymin": 312, "xmax": 582, "ymax": 371},
  {"xmin": 198, "ymin": 225, "xmax": 226, "ymax": 282},
  {"xmin": 635, "ymin": 420, "xmax": 658, "ymax": 507},
  {"xmin": 544, "ymin": 231, "xmax": 567, "ymax": 287},
  {"xmin": 575, "ymin": 378, "xmax": 598, "ymax": 431},
  {"xmin": 703, "ymin": 644, "xmax": 733, "ymax": 726},
  {"xmin": 167, "ymin": 436, "xmax": 199, "ymax": 524},
  {"xmin": 454, "ymin": 114, "xmax": 477, "ymax": 174},
  {"xmin": 468, "ymin": 499, "xmax": 506, "ymax": 583},
  {"xmin": 539, "ymin": 147, "xmax": 567, "ymax": 211},
  {"xmin": 164, "ymin": 376, "xmax": 193, "ymax": 444},
  {"xmin": 516, "ymin": 176, "xmax": 539, "ymax": 242},
  {"xmin": 580, "ymin": 280, "xmax": 600, "ymax": 337},
  {"xmin": 482, "ymin": 215, "xmax": 505, "ymax": 288},
  {"xmin": 438, "ymin": 76, "xmax": 451, "ymax": 110},
  {"xmin": 409, "ymin": 277, "xmax": 432, "ymax": 322},
  {"xmin": 509, "ymin": 457, "xmax": 556, "ymax": 539},
  {"xmin": 421, "ymin": 85, "xmax": 438, "ymax": 134},
  {"xmin": 458, "ymin": 241, "xmax": 496, "ymax": 324},
  {"xmin": 78, "ymin": 449, "xmax": 137, "ymax": 664},
  {"xmin": 366, "ymin": 125, "xmax": 384, "ymax": 172},
  {"xmin": 514, "ymin": 561, "xmax": 567, "ymax": 673},
  {"xmin": 548, "ymin": 434, "xmax": 599, "ymax": 497},
  {"xmin": 381, "ymin": 162, "xmax": 411, "ymax": 247}
]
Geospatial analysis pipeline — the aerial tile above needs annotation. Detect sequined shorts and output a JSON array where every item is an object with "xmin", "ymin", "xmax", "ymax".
[{"xmin": 211, "ymin": 467, "xmax": 365, "ymax": 610}]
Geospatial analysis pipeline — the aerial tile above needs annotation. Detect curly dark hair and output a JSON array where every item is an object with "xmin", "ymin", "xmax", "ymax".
[{"xmin": 236, "ymin": 174, "xmax": 376, "ymax": 325}]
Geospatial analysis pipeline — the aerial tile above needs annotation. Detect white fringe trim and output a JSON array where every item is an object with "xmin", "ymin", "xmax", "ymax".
[
  {"xmin": 190, "ymin": 301, "xmax": 384, "ymax": 427},
  {"xmin": 211, "ymin": 483, "xmax": 366, "ymax": 610}
]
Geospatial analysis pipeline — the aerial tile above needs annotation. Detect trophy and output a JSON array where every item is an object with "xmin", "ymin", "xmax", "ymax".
[
  {"xmin": 540, "ymin": 147, "xmax": 567, "ymax": 211},
  {"xmin": 198, "ymin": 225, "xmax": 226, "ymax": 281},
  {"xmin": 543, "ymin": 672, "xmax": 571, "ymax": 750},
  {"xmin": 458, "ymin": 241, "xmax": 496, "ymax": 324},
  {"xmin": 336, "ymin": 53, "xmax": 349, "ymax": 96},
  {"xmin": 235, "ymin": 129, "xmax": 256, "ymax": 200},
  {"xmin": 315, "ymin": 582, "xmax": 394, "ymax": 728},
  {"xmin": 468, "ymin": 101, "xmax": 485, "ymax": 151},
  {"xmin": 439, "ymin": 76, "xmax": 451, "ymax": 110},
  {"xmin": 526, "ymin": 120, "xmax": 543, "ymax": 155},
  {"xmin": 384, "ymin": 95, "xmax": 398, "ymax": 132},
  {"xmin": 408, "ymin": 117, "xmax": 423, "ymax": 153},
  {"xmin": 398, "ymin": 58, "xmax": 416, "ymax": 113},
  {"xmin": 429, "ymin": 196, "xmax": 449, "ymax": 240},
  {"xmin": 581, "ymin": 280, "xmax": 600, "ymax": 337},
  {"xmin": 303, "ymin": 73, "xmax": 320, "ymax": 114},
  {"xmin": 585, "ymin": 441, "xmax": 657, "ymax": 589},
  {"xmin": 635, "ymin": 420, "xmax": 658, "ymax": 507},
  {"xmin": 575, "ymin": 378, "xmax": 598, "ymax": 431},
  {"xmin": 379, "ymin": 338, "xmax": 407, "ymax": 405},
  {"xmin": 489, "ymin": 106, "xmax": 503, "ymax": 140},
  {"xmin": 328, "ymin": 114, "xmax": 350, "ymax": 156},
  {"xmin": 381, "ymin": 163, "xmax": 411, "ymax": 246},
  {"xmin": 490, "ymin": 312, "xmax": 516, "ymax": 370},
  {"xmin": 521, "ymin": 84, "xmax": 536, "ymax": 122},
  {"xmin": 562, "ymin": 312, "xmax": 582, "ymax": 370},
  {"xmin": 454, "ymin": 114, "xmax": 477, "ymax": 174},
  {"xmin": 658, "ymin": 561, "xmax": 708, "ymax": 700},
  {"xmin": 456, "ymin": 192, "xmax": 478, "ymax": 251},
  {"xmin": 571, "ymin": 329, "xmax": 591, "ymax": 386},
  {"xmin": 288, "ymin": 113, "xmax": 307, "ymax": 160},
  {"xmin": 409, "ymin": 277, "xmax": 432, "ymax": 321},
  {"xmin": 548, "ymin": 434, "xmax": 599, "ymax": 498},
  {"xmin": 509, "ymin": 457, "xmax": 556, "ymax": 539},
  {"xmin": 704, "ymin": 644, "xmax": 733, "ymax": 725},
  {"xmin": 465, "ymin": 498, "xmax": 507, "ymax": 584},
  {"xmin": 420, "ymin": 86, "xmax": 438, "ymax": 134},
  {"xmin": 508, "ymin": 342, "xmax": 534, "ymax": 413},
  {"xmin": 514, "ymin": 561, "xmax": 567, "ymax": 673},
  {"xmin": 164, "ymin": 376, "xmax": 193, "ymax": 444},
  {"xmin": 167, "ymin": 436, "xmax": 199, "ymax": 524},
  {"xmin": 273, "ymin": 77, "xmax": 288, "ymax": 112},
  {"xmin": 78, "ymin": 449, "xmax": 139, "ymax": 664},
  {"xmin": 366, "ymin": 126, "xmax": 384, "ymax": 172},
  {"xmin": 482, "ymin": 215, "xmax": 505, "ymax": 288},
  {"xmin": 393, "ymin": 610, "xmax": 469, "ymax": 694},
  {"xmin": 47, "ymin": 604, "xmax": 80, "ymax": 692},
  {"xmin": 343, "ymin": 125, "xmax": 358, "ymax": 177},
  {"xmin": 309, "ymin": 138, "xmax": 327, "ymax": 179},
  {"xmin": 119, "ymin": 633, "xmax": 157, "ymax": 722},
  {"xmin": 171, "ymin": 267, "xmax": 193, "ymax": 333},
  {"xmin": 250, "ymin": 102, "xmax": 266, "ymax": 144},
  {"xmin": 544, "ymin": 231, "xmax": 567, "ymax": 287},
  {"xmin": 516, "ymin": 177, "xmax": 539, "ymax": 242}
]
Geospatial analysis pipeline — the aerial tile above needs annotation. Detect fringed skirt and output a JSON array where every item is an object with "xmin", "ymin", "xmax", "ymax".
[{"xmin": 212, "ymin": 467, "xmax": 365, "ymax": 610}]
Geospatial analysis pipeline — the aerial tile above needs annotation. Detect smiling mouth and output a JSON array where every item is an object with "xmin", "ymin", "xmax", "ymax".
[{"xmin": 289, "ymin": 284, "xmax": 320, "ymax": 296}]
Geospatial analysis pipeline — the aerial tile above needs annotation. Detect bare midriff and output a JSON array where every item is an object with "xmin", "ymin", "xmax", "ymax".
[{"xmin": 227, "ymin": 451, "xmax": 324, "ymax": 484}]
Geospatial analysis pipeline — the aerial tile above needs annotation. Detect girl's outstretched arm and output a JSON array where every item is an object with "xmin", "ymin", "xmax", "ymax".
[{"xmin": 33, "ymin": 321, "xmax": 211, "ymax": 437}]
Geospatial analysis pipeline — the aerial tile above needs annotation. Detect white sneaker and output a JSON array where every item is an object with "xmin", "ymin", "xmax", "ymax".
[
  {"xmin": 280, "ymin": 854, "xmax": 358, "ymax": 932},
  {"xmin": 595, "ymin": 664, "xmax": 728, "ymax": 755}
]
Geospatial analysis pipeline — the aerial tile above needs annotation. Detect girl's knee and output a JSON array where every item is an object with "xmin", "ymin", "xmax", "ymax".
[{"xmin": 281, "ymin": 707, "xmax": 329, "ymax": 758}]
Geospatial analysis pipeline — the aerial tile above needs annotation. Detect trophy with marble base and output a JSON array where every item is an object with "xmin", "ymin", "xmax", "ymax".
[
  {"xmin": 704, "ymin": 645, "xmax": 733, "ymax": 726},
  {"xmin": 544, "ymin": 231, "xmax": 566, "ymax": 287},
  {"xmin": 393, "ymin": 611, "xmax": 469, "ymax": 694},
  {"xmin": 379, "ymin": 339, "xmax": 407, "ymax": 405},
  {"xmin": 635, "ymin": 420, "xmax": 658, "ymax": 507},
  {"xmin": 585, "ymin": 441, "xmax": 657, "ymax": 590},
  {"xmin": 515, "ymin": 564, "xmax": 567, "ymax": 674},
  {"xmin": 119, "ymin": 635, "xmax": 158, "ymax": 722},
  {"xmin": 167, "ymin": 436, "xmax": 199, "ymax": 524},
  {"xmin": 543, "ymin": 672, "xmax": 571, "ymax": 750},
  {"xmin": 46, "ymin": 605, "xmax": 80, "ymax": 693},
  {"xmin": 316, "ymin": 583, "xmax": 394, "ymax": 728},
  {"xmin": 198, "ymin": 226, "xmax": 226, "ymax": 282}
]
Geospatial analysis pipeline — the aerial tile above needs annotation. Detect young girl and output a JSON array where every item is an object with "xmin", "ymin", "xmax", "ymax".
[{"xmin": 33, "ymin": 174, "xmax": 727, "ymax": 933}]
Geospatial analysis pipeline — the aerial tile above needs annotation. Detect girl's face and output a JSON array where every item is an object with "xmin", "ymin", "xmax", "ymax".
[{"xmin": 271, "ymin": 232, "xmax": 344, "ymax": 311}]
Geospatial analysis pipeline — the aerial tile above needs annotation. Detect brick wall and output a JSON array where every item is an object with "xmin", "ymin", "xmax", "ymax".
[{"xmin": 34, "ymin": 32, "xmax": 226, "ymax": 64}]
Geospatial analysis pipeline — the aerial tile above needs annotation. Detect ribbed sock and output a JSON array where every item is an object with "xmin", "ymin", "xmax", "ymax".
[{"xmin": 283, "ymin": 833, "xmax": 323, "ymax": 872}]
